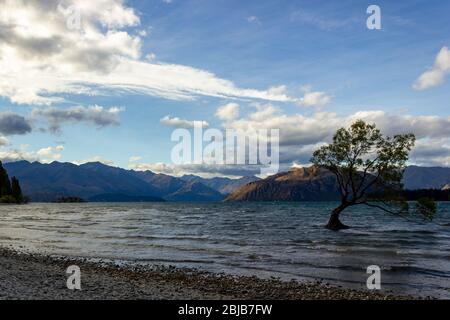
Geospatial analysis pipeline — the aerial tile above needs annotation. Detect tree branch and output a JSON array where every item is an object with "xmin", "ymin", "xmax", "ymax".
[{"xmin": 362, "ymin": 201, "xmax": 415, "ymax": 223}]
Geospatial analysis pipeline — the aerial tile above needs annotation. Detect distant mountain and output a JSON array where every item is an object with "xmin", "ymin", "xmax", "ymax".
[
  {"xmin": 129, "ymin": 170, "xmax": 223, "ymax": 201},
  {"xmin": 226, "ymin": 165, "xmax": 450, "ymax": 202},
  {"xmin": 5, "ymin": 160, "xmax": 450, "ymax": 202},
  {"xmin": 403, "ymin": 166, "xmax": 450, "ymax": 190},
  {"xmin": 88, "ymin": 193, "xmax": 164, "ymax": 202},
  {"xmin": 130, "ymin": 170, "xmax": 186, "ymax": 195},
  {"xmin": 180, "ymin": 175, "xmax": 260, "ymax": 195},
  {"xmin": 4, "ymin": 161, "xmax": 223, "ymax": 202},
  {"xmin": 4, "ymin": 161, "xmax": 158, "ymax": 202},
  {"xmin": 226, "ymin": 166, "xmax": 340, "ymax": 201},
  {"xmin": 165, "ymin": 181, "xmax": 223, "ymax": 202}
]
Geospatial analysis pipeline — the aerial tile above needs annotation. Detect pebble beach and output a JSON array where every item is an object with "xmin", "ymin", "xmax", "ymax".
[{"xmin": 0, "ymin": 247, "xmax": 420, "ymax": 300}]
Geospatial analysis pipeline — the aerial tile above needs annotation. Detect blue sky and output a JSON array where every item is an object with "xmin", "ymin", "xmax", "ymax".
[{"xmin": 0, "ymin": 0, "xmax": 449, "ymax": 176}]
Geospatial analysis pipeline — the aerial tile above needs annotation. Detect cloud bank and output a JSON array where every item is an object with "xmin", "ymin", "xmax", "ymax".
[
  {"xmin": 132, "ymin": 106, "xmax": 450, "ymax": 176},
  {"xmin": 0, "ymin": 0, "xmax": 297, "ymax": 105}
]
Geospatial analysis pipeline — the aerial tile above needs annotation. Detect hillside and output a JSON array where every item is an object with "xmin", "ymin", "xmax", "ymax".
[
  {"xmin": 165, "ymin": 181, "xmax": 223, "ymax": 202},
  {"xmin": 180, "ymin": 175, "xmax": 260, "ymax": 195},
  {"xmin": 403, "ymin": 166, "xmax": 450, "ymax": 190},
  {"xmin": 4, "ymin": 161, "xmax": 222, "ymax": 202},
  {"xmin": 4, "ymin": 160, "xmax": 450, "ymax": 202},
  {"xmin": 226, "ymin": 166, "xmax": 340, "ymax": 201},
  {"xmin": 226, "ymin": 165, "xmax": 450, "ymax": 202}
]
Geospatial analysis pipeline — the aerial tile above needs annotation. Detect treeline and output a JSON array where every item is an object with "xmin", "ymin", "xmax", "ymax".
[
  {"xmin": 54, "ymin": 196, "xmax": 85, "ymax": 203},
  {"xmin": 370, "ymin": 189, "xmax": 450, "ymax": 202},
  {"xmin": 401, "ymin": 189, "xmax": 450, "ymax": 201},
  {"xmin": 0, "ymin": 161, "xmax": 26, "ymax": 204}
]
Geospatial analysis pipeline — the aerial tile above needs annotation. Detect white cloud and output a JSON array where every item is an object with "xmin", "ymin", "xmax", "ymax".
[
  {"xmin": 347, "ymin": 111, "xmax": 450, "ymax": 139},
  {"xmin": 36, "ymin": 145, "xmax": 64, "ymax": 162},
  {"xmin": 72, "ymin": 155, "xmax": 114, "ymax": 166},
  {"xmin": 160, "ymin": 116, "xmax": 209, "ymax": 129},
  {"xmin": 410, "ymin": 139, "xmax": 450, "ymax": 167},
  {"xmin": 0, "ymin": 0, "xmax": 297, "ymax": 105},
  {"xmin": 0, "ymin": 144, "xmax": 65, "ymax": 163},
  {"xmin": 226, "ymin": 105, "xmax": 450, "ymax": 166},
  {"xmin": 215, "ymin": 103, "xmax": 240, "ymax": 121},
  {"xmin": 129, "ymin": 156, "xmax": 143, "ymax": 163},
  {"xmin": 267, "ymin": 85, "xmax": 287, "ymax": 96},
  {"xmin": 299, "ymin": 91, "xmax": 331, "ymax": 108},
  {"xmin": 145, "ymin": 53, "xmax": 157, "ymax": 61},
  {"xmin": 129, "ymin": 106, "xmax": 450, "ymax": 176},
  {"xmin": 413, "ymin": 47, "xmax": 450, "ymax": 90},
  {"xmin": 248, "ymin": 103, "xmax": 279, "ymax": 121},
  {"xmin": 0, "ymin": 136, "xmax": 9, "ymax": 146}
]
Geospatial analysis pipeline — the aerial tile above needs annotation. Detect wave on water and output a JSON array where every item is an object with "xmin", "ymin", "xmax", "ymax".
[{"xmin": 0, "ymin": 202, "xmax": 449, "ymax": 298}]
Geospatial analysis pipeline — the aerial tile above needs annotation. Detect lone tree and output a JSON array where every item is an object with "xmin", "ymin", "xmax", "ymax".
[{"xmin": 311, "ymin": 120, "xmax": 436, "ymax": 231}]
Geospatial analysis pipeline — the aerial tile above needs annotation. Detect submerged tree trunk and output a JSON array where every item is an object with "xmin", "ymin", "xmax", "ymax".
[{"xmin": 326, "ymin": 203, "xmax": 350, "ymax": 231}]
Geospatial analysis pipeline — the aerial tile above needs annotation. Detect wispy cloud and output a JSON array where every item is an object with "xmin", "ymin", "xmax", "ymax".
[
  {"xmin": 246, "ymin": 16, "xmax": 261, "ymax": 24},
  {"xmin": 0, "ymin": 0, "xmax": 297, "ymax": 105},
  {"xmin": 215, "ymin": 103, "xmax": 240, "ymax": 121},
  {"xmin": 290, "ymin": 9, "xmax": 355, "ymax": 31},
  {"xmin": 160, "ymin": 116, "xmax": 209, "ymax": 129}
]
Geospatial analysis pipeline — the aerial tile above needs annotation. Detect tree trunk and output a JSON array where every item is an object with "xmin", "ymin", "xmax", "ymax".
[{"xmin": 326, "ymin": 204, "xmax": 350, "ymax": 231}]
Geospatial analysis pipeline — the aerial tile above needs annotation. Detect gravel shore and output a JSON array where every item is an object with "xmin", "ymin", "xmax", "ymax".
[{"xmin": 0, "ymin": 247, "xmax": 419, "ymax": 300}]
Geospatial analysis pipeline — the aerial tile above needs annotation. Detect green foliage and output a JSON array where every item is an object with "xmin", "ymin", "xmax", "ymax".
[
  {"xmin": 11, "ymin": 176, "xmax": 23, "ymax": 204},
  {"xmin": 311, "ymin": 120, "xmax": 415, "ymax": 202},
  {"xmin": 0, "ymin": 162, "xmax": 12, "ymax": 196},
  {"xmin": 0, "ymin": 195, "xmax": 18, "ymax": 204},
  {"xmin": 0, "ymin": 161, "xmax": 25, "ymax": 204},
  {"xmin": 416, "ymin": 197, "xmax": 437, "ymax": 221},
  {"xmin": 311, "ymin": 120, "xmax": 437, "ymax": 223}
]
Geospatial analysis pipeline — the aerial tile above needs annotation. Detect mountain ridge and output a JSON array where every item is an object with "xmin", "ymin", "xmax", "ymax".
[
  {"xmin": 3, "ymin": 160, "xmax": 253, "ymax": 202},
  {"xmin": 3, "ymin": 160, "xmax": 450, "ymax": 202},
  {"xmin": 225, "ymin": 166, "xmax": 341, "ymax": 201},
  {"xmin": 226, "ymin": 165, "xmax": 450, "ymax": 202}
]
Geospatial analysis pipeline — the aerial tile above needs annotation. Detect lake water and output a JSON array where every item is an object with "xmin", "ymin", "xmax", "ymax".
[{"xmin": 0, "ymin": 202, "xmax": 449, "ymax": 298}]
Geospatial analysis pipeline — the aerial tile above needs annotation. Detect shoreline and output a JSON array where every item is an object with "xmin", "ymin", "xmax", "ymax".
[{"xmin": 0, "ymin": 247, "xmax": 424, "ymax": 300}]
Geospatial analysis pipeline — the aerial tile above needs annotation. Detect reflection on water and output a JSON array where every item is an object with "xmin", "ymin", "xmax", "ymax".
[{"xmin": 0, "ymin": 202, "xmax": 449, "ymax": 298}]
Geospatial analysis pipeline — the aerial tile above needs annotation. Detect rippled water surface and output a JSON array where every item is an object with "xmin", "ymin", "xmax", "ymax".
[{"xmin": 0, "ymin": 202, "xmax": 449, "ymax": 298}]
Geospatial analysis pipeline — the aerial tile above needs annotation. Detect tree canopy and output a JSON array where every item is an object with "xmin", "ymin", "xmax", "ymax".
[
  {"xmin": 0, "ymin": 161, "xmax": 25, "ymax": 204},
  {"xmin": 311, "ymin": 120, "xmax": 436, "ymax": 230}
]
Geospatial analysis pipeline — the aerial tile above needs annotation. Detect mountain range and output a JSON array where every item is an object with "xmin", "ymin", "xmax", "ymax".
[
  {"xmin": 402, "ymin": 166, "xmax": 450, "ymax": 190},
  {"xmin": 3, "ymin": 161, "xmax": 450, "ymax": 202},
  {"xmin": 226, "ymin": 166, "xmax": 450, "ymax": 202},
  {"xmin": 3, "ymin": 161, "xmax": 258, "ymax": 202}
]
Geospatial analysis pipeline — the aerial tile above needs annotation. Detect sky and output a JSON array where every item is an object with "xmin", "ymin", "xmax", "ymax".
[{"xmin": 0, "ymin": 0, "xmax": 449, "ymax": 177}]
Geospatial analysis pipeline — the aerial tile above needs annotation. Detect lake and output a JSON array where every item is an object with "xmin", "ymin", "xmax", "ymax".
[{"xmin": 0, "ymin": 202, "xmax": 449, "ymax": 298}]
